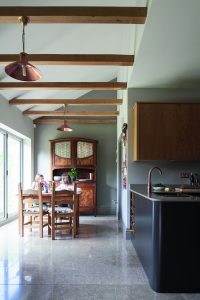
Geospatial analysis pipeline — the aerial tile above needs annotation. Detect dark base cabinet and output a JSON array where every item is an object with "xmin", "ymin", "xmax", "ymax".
[{"xmin": 132, "ymin": 193, "xmax": 200, "ymax": 293}]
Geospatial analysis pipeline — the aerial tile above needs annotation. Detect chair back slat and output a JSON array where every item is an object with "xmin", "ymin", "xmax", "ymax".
[
  {"xmin": 50, "ymin": 181, "xmax": 78, "ymax": 239},
  {"xmin": 51, "ymin": 182, "xmax": 76, "ymax": 206},
  {"xmin": 18, "ymin": 185, "xmax": 43, "ymax": 206},
  {"xmin": 18, "ymin": 182, "xmax": 48, "ymax": 238}
]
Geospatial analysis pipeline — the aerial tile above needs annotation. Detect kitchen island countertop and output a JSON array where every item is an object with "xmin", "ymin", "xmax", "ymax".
[{"xmin": 130, "ymin": 184, "xmax": 200, "ymax": 202}]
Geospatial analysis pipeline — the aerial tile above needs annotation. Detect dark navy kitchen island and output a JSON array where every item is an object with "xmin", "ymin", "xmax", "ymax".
[{"xmin": 130, "ymin": 184, "xmax": 200, "ymax": 293}]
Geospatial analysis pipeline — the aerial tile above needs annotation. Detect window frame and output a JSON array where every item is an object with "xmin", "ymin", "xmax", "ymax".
[{"xmin": 0, "ymin": 129, "xmax": 23, "ymax": 223}]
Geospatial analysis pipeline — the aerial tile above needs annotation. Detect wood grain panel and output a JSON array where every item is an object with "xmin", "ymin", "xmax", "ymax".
[
  {"xmin": 176, "ymin": 104, "xmax": 200, "ymax": 160},
  {"xmin": 0, "ymin": 54, "xmax": 134, "ymax": 66},
  {"xmin": 0, "ymin": 82, "xmax": 127, "ymax": 91},
  {"xmin": 0, "ymin": 7, "xmax": 147, "ymax": 24},
  {"xmin": 10, "ymin": 98, "xmax": 123, "ymax": 106},
  {"xmin": 78, "ymin": 182, "xmax": 96, "ymax": 214},
  {"xmin": 138, "ymin": 103, "xmax": 177, "ymax": 160},
  {"xmin": 133, "ymin": 103, "xmax": 139, "ymax": 160},
  {"xmin": 133, "ymin": 103, "xmax": 200, "ymax": 161},
  {"xmin": 77, "ymin": 156, "xmax": 94, "ymax": 167},
  {"xmin": 23, "ymin": 110, "xmax": 119, "ymax": 117},
  {"xmin": 54, "ymin": 156, "xmax": 72, "ymax": 168},
  {"xmin": 33, "ymin": 119, "xmax": 117, "ymax": 125}
]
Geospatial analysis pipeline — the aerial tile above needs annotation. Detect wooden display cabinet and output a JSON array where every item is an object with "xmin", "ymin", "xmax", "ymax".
[
  {"xmin": 49, "ymin": 138, "xmax": 97, "ymax": 215},
  {"xmin": 77, "ymin": 182, "xmax": 96, "ymax": 215}
]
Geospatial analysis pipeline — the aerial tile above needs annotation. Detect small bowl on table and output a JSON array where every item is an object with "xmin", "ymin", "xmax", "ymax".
[{"xmin": 152, "ymin": 186, "xmax": 165, "ymax": 192}]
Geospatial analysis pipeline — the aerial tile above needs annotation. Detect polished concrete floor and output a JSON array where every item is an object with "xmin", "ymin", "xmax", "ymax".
[{"xmin": 0, "ymin": 216, "xmax": 200, "ymax": 300}]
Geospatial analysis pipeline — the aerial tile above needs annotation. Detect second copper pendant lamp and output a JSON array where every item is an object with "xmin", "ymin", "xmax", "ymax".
[
  {"xmin": 5, "ymin": 16, "xmax": 42, "ymax": 81},
  {"xmin": 57, "ymin": 104, "xmax": 73, "ymax": 132}
]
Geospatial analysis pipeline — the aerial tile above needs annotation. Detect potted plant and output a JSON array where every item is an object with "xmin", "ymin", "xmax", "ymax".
[{"xmin": 68, "ymin": 168, "xmax": 78, "ymax": 181}]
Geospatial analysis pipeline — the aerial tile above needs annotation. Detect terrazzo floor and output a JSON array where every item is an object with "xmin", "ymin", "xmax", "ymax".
[{"xmin": 0, "ymin": 216, "xmax": 200, "ymax": 300}]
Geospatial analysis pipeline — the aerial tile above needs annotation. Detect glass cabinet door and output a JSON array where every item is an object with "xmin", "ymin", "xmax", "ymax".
[
  {"xmin": 77, "ymin": 142, "xmax": 93, "ymax": 159},
  {"xmin": 54, "ymin": 141, "xmax": 72, "ymax": 167},
  {"xmin": 77, "ymin": 141, "xmax": 94, "ymax": 166}
]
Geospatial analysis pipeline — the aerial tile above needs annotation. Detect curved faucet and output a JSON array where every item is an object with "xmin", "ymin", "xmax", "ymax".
[{"xmin": 147, "ymin": 167, "xmax": 162, "ymax": 196}]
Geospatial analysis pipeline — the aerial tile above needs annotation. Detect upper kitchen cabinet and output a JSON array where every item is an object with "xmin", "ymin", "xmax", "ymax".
[
  {"xmin": 77, "ymin": 140, "xmax": 97, "ymax": 168},
  {"xmin": 50, "ymin": 139, "xmax": 74, "ymax": 168},
  {"xmin": 133, "ymin": 103, "xmax": 200, "ymax": 161}
]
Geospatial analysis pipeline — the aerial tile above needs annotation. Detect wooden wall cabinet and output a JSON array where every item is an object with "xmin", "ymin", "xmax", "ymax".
[
  {"xmin": 50, "ymin": 138, "xmax": 97, "ymax": 215},
  {"xmin": 133, "ymin": 102, "xmax": 200, "ymax": 161}
]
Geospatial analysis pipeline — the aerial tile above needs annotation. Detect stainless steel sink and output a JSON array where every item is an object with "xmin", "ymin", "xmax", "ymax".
[{"xmin": 153, "ymin": 192, "xmax": 190, "ymax": 197}]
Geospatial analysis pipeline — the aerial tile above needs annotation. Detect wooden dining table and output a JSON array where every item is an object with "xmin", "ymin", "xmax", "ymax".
[{"xmin": 22, "ymin": 189, "xmax": 80, "ymax": 228}]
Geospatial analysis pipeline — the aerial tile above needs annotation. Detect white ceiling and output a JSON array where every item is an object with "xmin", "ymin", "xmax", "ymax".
[
  {"xmin": 0, "ymin": 0, "xmax": 147, "ymax": 118},
  {"xmin": 1, "ymin": 0, "xmax": 199, "ymax": 121},
  {"xmin": 129, "ymin": 0, "xmax": 200, "ymax": 88}
]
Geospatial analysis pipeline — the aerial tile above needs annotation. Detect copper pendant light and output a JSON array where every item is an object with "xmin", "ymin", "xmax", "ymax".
[
  {"xmin": 5, "ymin": 16, "xmax": 42, "ymax": 81},
  {"xmin": 57, "ymin": 104, "xmax": 73, "ymax": 132}
]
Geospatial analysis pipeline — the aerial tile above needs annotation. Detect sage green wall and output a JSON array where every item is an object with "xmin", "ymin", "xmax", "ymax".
[
  {"xmin": 0, "ymin": 95, "xmax": 34, "ymax": 186},
  {"xmin": 33, "ymin": 89, "xmax": 117, "ymax": 215},
  {"xmin": 33, "ymin": 88, "xmax": 117, "ymax": 215},
  {"xmin": 0, "ymin": 96, "xmax": 34, "ymax": 138},
  {"xmin": 34, "ymin": 124, "xmax": 117, "ymax": 215}
]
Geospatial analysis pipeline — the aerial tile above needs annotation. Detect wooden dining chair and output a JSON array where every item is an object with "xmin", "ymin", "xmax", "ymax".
[
  {"xmin": 18, "ymin": 183, "xmax": 50, "ymax": 238},
  {"xmin": 49, "ymin": 181, "xmax": 78, "ymax": 240}
]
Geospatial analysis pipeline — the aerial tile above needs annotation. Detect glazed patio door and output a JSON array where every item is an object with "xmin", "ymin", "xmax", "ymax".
[
  {"xmin": 7, "ymin": 135, "xmax": 22, "ymax": 217},
  {"xmin": 0, "ymin": 131, "xmax": 22, "ymax": 222},
  {"xmin": 0, "ymin": 132, "xmax": 5, "ymax": 220}
]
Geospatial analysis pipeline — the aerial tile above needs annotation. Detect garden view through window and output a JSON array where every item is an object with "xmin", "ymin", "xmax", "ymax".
[{"xmin": 0, "ymin": 130, "xmax": 22, "ymax": 222}]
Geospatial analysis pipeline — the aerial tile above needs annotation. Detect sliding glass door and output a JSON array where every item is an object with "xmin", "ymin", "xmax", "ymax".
[
  {"xmin": 7, "ymin": 136, "xmax": 22, "ymax": 217},
  {"xmin": 0, "ymin": 132, "xmax": 5, "ymax": 220},
  {"xmin": 0, "ymin": 130, "xmax": 22, "ymax": 222}
]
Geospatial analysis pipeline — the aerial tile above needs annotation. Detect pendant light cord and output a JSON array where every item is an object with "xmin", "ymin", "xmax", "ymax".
[
  {"xmin": 64, "ymin": 104, "xmax": 67, "ymax": 121},
  {"xmin": 22, "ymin": 22, "xmax": 25, "ymax": 53},
  {"xmin": 18, "ymin": 16, "xmax": 29, "ymax": 53}
]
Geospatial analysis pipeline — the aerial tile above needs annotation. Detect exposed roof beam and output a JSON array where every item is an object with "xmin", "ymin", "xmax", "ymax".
[
  {"xmin": 0, "ymin": 82, "xmax": 127, "ymax": 91},
  {"xmin": 33, "ymin": 119, "xmax": 116, "ymax": 125},
  {"xmin": 23, "ymin": 111, "xmax": 119, "ymax": 117},
  {"xmin": 0, "ymin": 54, "xmax": 134, "ymax": 66},
  {"xmin": 0, "ymin": 7, "xmax": 147, "ymax": 24},
  {"xmin": 9, "ymin": 98, "xmax": 123, "ymax": 106}
]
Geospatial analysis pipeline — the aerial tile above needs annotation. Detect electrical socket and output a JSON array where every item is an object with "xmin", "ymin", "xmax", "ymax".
[{"xmin": 180, "ymin": 172, "xmax": 190, "ymax": 178}]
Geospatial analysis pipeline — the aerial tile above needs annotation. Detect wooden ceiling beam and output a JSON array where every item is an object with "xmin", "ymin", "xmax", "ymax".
[
  {"xmin": 0, "ymin": 7, "xmax": 147, "ymax": 24},
  {"xmin": 0, "ymin": 54, "xmax": 134, "ymax": 66},
  {"xmin": 23, "ymin": 111, "xmax": 119, "ymax": 117},
  {"xmin": 9, "ymin": 98, "xmax": 123, "ymax": 106},
  {"xmin": 33, "ymin": 119, "xmax": 116, "ymax": 125},
  {"xmin": 0, "ymin": 82, "xmax": 127, "ymax": 91}
]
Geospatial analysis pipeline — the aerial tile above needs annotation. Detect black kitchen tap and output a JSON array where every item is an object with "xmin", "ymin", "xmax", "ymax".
[
  {"xmin": 190, "ymin": 173, "xmax": 195, "ymax": 186},
  {"xmin": 194, "ymin": 173, "xmax": 200, "ymax": 186}
]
